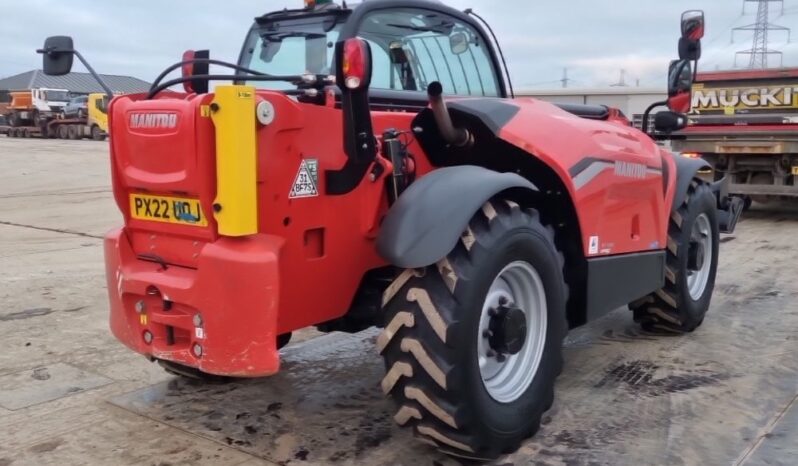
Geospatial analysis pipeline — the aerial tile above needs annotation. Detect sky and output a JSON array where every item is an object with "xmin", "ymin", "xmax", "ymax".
[{"xmin": 1, "ymin": 0, "xmax": 797, "ymax": 91}]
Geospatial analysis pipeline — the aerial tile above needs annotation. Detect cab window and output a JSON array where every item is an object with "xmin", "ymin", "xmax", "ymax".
[{"xmin": 357, "ymin": 8, "xmax": 501, "ymax": 97}]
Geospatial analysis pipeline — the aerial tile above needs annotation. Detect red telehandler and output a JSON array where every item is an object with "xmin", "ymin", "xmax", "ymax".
[{"xmin": 39, "ymin": 1, "xmax": 742, "ymax": 459}]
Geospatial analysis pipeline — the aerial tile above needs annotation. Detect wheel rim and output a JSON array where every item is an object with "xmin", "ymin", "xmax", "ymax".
[
  {"xmin": 478, "ymin": 261, "xmax": 547, "ymax": 403},
  {"xmin": 687, "ymin": 213, "xmax": 713, "ymax": 300}
]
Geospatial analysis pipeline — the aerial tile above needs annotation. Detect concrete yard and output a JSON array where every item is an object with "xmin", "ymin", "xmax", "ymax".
[{"xmin": 0, "ymin": 137, "xmax": 796, "ymax": 465}]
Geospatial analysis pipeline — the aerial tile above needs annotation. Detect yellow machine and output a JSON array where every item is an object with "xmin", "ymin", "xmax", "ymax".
[{"xmin": 87, "ymin": 93, "xmax": 109, "ymax": 134}]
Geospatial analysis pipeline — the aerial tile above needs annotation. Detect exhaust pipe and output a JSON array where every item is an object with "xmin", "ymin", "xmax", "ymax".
[{"xmin": 427, "ymin": 82, "xmax": 473, "ymax": 148}]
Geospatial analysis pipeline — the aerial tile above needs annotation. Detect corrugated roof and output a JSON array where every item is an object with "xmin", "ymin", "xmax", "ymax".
[{"xmin": 0, "ymin": 70, "xmax": 151, "ymax": 94}]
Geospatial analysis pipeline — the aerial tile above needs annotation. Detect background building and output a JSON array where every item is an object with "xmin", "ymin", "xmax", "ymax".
[{"xmin": 0, "ymin": 70, "xmax": 151, "ymax": 103}]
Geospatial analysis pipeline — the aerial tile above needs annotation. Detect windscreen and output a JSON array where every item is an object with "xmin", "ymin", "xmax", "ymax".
[
  {"xmin": 358, "ymin": 9, "xmax": 501, "ymax": 97},
  {"xmin": 241, "ymin": 13, "xmax": 347, "ymax": 90},
  {"xmin": 45, "ymin": 90, "xmax": 70, "ymax": 102}
]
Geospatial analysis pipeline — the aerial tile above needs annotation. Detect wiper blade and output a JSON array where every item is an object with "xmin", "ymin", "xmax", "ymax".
[
  {"xmin": 261, "ymin": 31, "xmax": 326, "ymax": 42},
  {"xmin": 386, "ymin": 22, "xmax": 454, "ymax": 35}
]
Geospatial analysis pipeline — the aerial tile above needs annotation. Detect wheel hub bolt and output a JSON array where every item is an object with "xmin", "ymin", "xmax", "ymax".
[
  {"xmin": 688, "ymin": 240, "xmax": 705, "ymax": 271},
  {"xmin": 487, "ymin": 303, "xmax": 528, "ymax": 357}
]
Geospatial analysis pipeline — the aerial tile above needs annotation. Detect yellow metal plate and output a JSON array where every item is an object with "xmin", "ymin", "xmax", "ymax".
[
  {"xmin": 129, "ymin": 194, "xmax": 208, "ymax": 227},
  {"xmin": 210, "ymin": 85, "xmax": 258, "ymax": 236}
]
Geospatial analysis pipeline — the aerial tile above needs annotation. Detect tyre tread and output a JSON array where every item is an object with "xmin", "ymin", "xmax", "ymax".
[
  {"xmin": 379, "ymin": 198, "xmax": 567, "ymax": 459},
  {"xmin": 632, "ymin": 181, "xmax": 718, "ymax": 333}
]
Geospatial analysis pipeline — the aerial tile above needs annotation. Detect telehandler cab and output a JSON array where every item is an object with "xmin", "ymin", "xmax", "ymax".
[{"xmin": 39, "ymin": 1, "xmax": 742, "ymax": 459}]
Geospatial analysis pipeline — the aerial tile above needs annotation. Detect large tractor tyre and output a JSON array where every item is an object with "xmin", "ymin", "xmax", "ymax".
[
  {"xmin": 67, "ymin": 125, "xmax": 80, "ymax": 140},
  {"xmin": 631, "ymin": 181, "xmax": 719, "ymax": 333},
  {"xmin": 379, "ymin": 200, "xmax": 568, "ymax": 460},
  {"xmin": 58, "ymin": 125, "xmax": 69, "ymax": 139}
]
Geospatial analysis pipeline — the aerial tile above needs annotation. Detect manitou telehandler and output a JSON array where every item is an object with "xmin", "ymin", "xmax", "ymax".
[{"xmin": 40, "ymin": 1, "xmax": 742, "ymax": 459}]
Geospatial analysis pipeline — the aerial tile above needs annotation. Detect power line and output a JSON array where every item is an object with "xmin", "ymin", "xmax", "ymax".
[
  {"xmin": 561, "ymin": 67, "xmax": 571, "ymax": 88},
  {"xmin": 733, "ymin": 0, "xmax": 792, "ymax": 68},
  {"xmin": 610, "ymin": 69, "xmax": 628, "ymax": 87}
]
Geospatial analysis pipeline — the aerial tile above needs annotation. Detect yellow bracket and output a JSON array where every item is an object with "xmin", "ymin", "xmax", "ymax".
[{"xmin": 210, "ymin": 86, "xmax": 258, "ymax": 236}]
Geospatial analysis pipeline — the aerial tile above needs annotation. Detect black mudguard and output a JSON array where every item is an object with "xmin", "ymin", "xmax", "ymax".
[
  {"xmin": 376, "ymin": 165, "xmax": 537, "ymax": 269},
  {"xmin": 672, "ymin": 155, "xmax": 742, "ymax": 234},
  {"xmin": 672, "ymin": 155, "xmax": 711, "ymax": 211}
]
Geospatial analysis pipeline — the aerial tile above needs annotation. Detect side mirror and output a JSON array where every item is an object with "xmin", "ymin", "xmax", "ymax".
[
  {"xmin": 181, "ymin": 50, "xmax": 210, "ymax": 94},
  {"xmin": 682, "ymin": 10, "xmax": 705, "ymax": 41},
  {"xmin": 667, "ymin": 59, "xmax": 693, "ymax": 113},
  {"xmin": 654, "ymin": 111, "xmax": 688, "ymax": 133},
  {"xmin": 449, "ymin": 32, "xmax": 469, "ymax": 55},
  {"xmin": 38, "ymin": 36, "xmax": 75, "ymax": 76},
  {"xmin": 668, "ymin": 59, "xmax": 693, "ymax": 96},
  {"xmin": 679, "ymin": 10, "xmax": 704, "ymax": 60}
]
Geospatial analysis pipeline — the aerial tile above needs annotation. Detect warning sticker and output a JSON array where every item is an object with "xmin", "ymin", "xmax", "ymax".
[
  {"xmin": 289, "ymin": 159, "xmax": 319, "ymax": 199},
  {"xmin": 589, "ymin": 236, "xmax": 600, "ymax": 255}
]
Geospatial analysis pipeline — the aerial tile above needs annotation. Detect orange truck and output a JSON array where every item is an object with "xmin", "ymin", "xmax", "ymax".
[{"xmin": 7, "ymin": 88, "xmax": 70, "ymax": 128}]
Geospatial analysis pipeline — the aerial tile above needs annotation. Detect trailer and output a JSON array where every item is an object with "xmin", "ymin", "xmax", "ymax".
[
  {"xmin": 673, "ymin": 68, "xmax": 798, "ymax": 204},
  {"xmin": 4, "ymin": 93, "xmax": 108, "ymax": 141}
]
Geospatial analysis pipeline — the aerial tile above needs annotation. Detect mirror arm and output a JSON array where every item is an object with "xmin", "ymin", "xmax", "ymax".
[
  {"xmin": 693, "ymin": 59, "xmax": 699, "ymax": 83},
  {"xmin": 641, "ymin": 100, "xmax": 668, "ymax": 135},
  {"xmin": 72, "ymin": 50, "xmax": 115, "ymax": 100},
  {"xmin": 36, "ymin": 46, "xmax": 114, "ymax": 99}
]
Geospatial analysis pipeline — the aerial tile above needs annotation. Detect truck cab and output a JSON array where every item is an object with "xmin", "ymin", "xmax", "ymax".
[
  {"xmin": 32, "ymin": 88, "xmax": 70, "ymax": 114},
  {"xmin": 8, "ymin": 87, "xmax": 70, "ymax": 127}
]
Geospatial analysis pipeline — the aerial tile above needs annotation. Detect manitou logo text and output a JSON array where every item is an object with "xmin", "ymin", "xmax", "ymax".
[
  {"xmin": 614, "ymin": 161, "xmax": 647, "ymax": 180},
  {"xmin": 692, "ymin": 85, "xmax": 798, "ymax": 110},
  {"xmin": 129, "ymin": 113, "xmax": 178, "ymax": 129}
]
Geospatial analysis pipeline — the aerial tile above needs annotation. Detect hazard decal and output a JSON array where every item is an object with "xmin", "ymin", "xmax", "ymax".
[{"xmin": 289, "ymin": 159, "xmax": 319, "ymax": 199}]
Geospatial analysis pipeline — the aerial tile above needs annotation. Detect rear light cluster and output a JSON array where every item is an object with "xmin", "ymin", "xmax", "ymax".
[
  {"xmin": 342, "ymin": 39, "xmax": 371, "ymax": 90},
  {"xmin": 181, "ymin": 49, "xmax": 209, "ymax": 94},
  {"xmin": 681, "ymin": 152, "xmax": 701, "ymax": 159}
]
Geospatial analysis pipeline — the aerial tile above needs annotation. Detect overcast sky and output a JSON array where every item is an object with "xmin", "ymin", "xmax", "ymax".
[{"xmin": 2, "ymin": 0, "xmax": 797, "ymax": 90}]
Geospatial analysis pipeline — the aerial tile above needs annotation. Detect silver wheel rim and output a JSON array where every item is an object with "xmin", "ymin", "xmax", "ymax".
[
  {"xmin": 478, "ymin": 261, "xmax": 548, "ymax": 403},
  {"xmin": 687, "ymin": 213, "xmax": 713, "ymax": 300}
]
